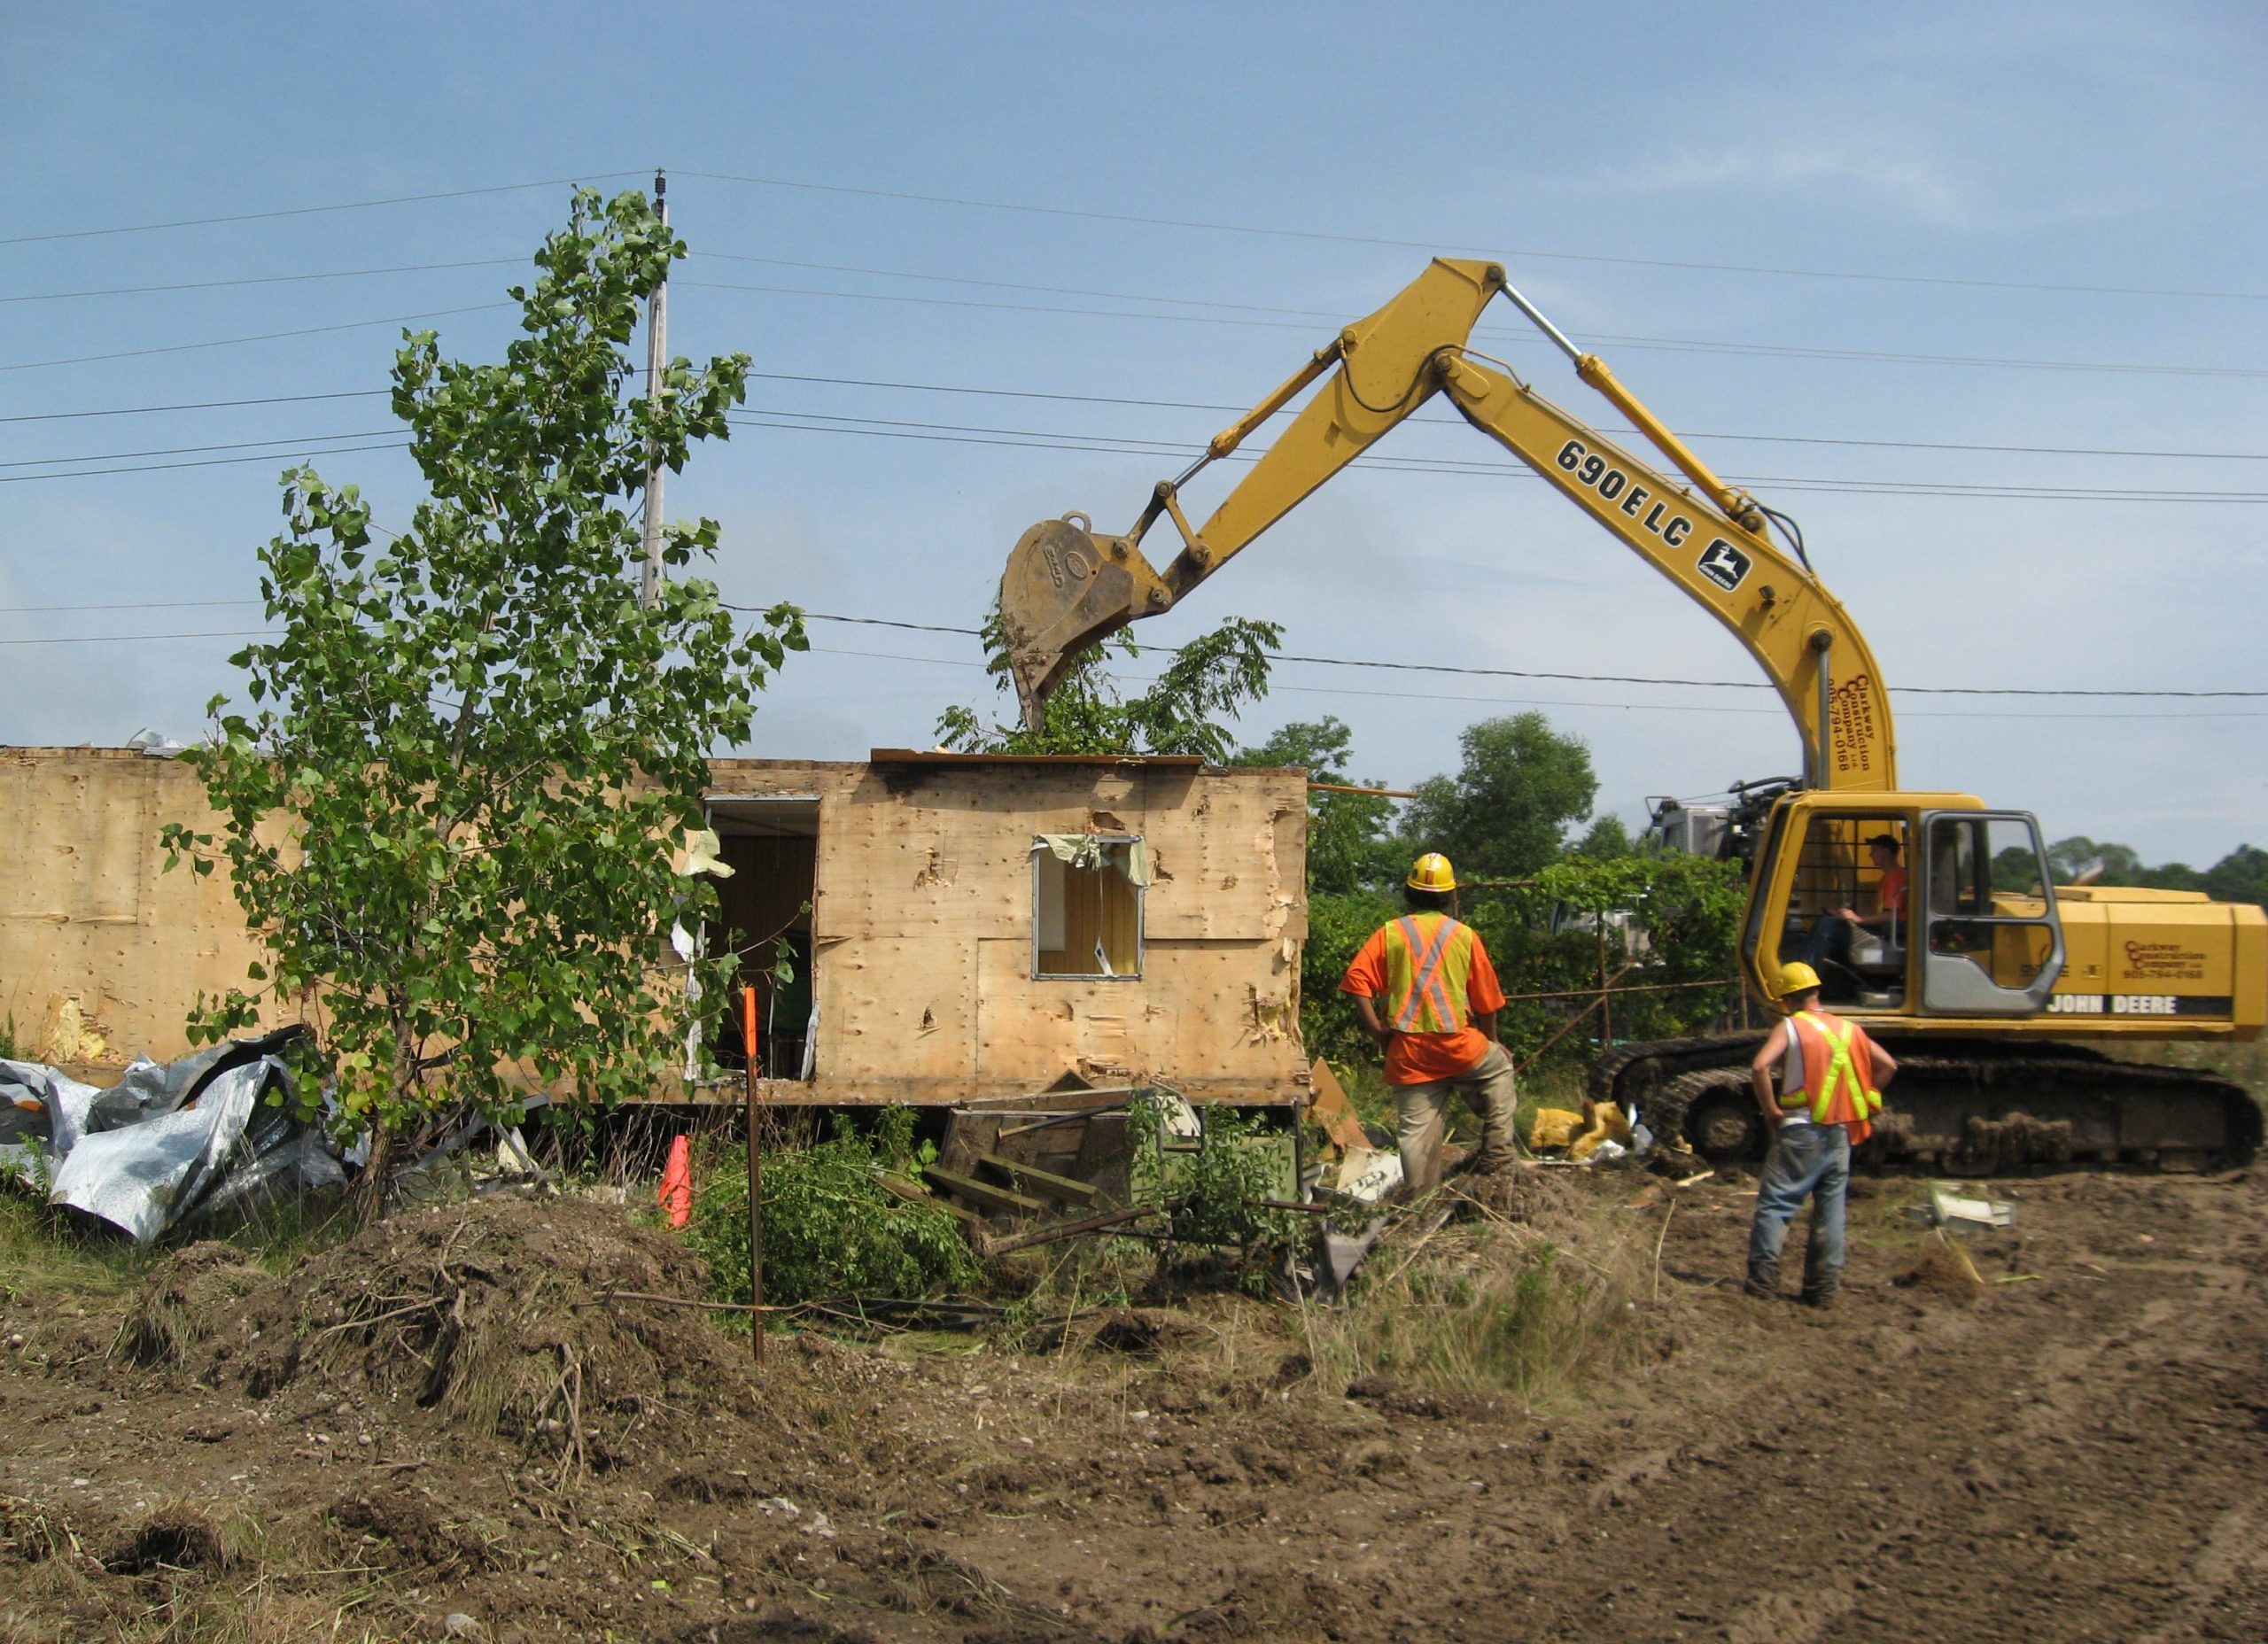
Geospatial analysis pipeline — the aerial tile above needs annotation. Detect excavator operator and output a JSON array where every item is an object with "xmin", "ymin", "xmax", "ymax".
[
  {"xmin": 1339, "ymin": 852, "xmax": 1518, "ymax": 1195},
  {"xmin": 1798, "ymin": 832, "xmax": 1907, "ymax": 988}
]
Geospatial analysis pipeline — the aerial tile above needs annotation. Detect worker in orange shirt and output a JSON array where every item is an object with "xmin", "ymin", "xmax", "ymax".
[
  {"xmin": 1798, "ymin": 832, "xmax": 1908, "ymax": 982},
  {"xmin": 1340, "ymin": 852, "xmax": 1517, "ymax": 1195}
]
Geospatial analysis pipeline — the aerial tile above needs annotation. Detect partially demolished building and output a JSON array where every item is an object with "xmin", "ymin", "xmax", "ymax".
[{"xmin": 1, "ymin": 747, "xmax": 1309, "ymax": 1105}]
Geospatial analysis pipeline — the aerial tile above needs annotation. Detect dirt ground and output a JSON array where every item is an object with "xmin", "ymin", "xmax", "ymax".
[{"xmin": 4, "ymin": 1167, "xmax": 2265, "ymax": 1643}]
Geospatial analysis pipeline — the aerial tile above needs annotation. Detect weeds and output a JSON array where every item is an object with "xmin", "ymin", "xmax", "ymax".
[
  {"xmin": 0, "ymin": 1193, "xmax": 160, "ymax": 1311},
  {"xmin": 1307, "ymin": 1200, "xmax": 1647, "ymax": 1402}
]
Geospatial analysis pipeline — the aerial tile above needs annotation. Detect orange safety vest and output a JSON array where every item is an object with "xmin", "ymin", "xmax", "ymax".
[
  {"xmin": 1383, "ymin": 914, "xmax": 1481, "ymax": 1033},
  {"xmin": 1781, "ymin": 1009, "xmax": 1885, "ymax": 1143}
]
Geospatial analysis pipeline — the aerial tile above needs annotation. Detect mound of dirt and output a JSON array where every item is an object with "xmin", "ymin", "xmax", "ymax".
[
  {"xmin": 1457, "ymin": 1162, "xmax": 1589, "ymax": 1232},
  {"xmin": 123, "ymin": 1241, "xmax": 270, "ymax": 1365},
  {"xmin": 178, "ymin": 1194, "xmax": 756, "ymax": 1470},
  {"xmin": 1891, "ymin": 1240, "xmax": 1988, "ymax": 1302}
]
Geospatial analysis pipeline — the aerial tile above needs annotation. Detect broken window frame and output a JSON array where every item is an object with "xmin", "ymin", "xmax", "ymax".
[{"xmin": 1029, "ymin": 834, "xmax": 1145, "ymax": 981}]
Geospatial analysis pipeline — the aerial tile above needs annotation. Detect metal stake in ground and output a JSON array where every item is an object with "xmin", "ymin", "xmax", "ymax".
[{"xmin": 743, "ymin": 983, "xmax": 764, "ymax": 1365}]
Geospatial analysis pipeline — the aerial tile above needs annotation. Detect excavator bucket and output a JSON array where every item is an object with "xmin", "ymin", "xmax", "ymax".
[{"xmin": 998, "ymin": 514, "xmax": 1171, "ymax": 731}]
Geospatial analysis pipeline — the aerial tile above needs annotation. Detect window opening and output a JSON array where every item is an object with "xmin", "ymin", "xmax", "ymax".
[{"xmin": 1032, "ymin": 834, "xmax": 1146, "ymax": 979}]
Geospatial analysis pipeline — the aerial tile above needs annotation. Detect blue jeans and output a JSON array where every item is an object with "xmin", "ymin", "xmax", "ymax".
[
  {"xmin": 1746, "ymin": 1122, "xmax": 1851, "ymax": 1299},
  {"xmin": 1798, "ymin": 913, "xmax": 1853, "ymax": 973}
]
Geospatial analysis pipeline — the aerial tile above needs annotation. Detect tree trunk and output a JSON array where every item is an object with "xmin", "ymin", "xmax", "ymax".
[
  {"xmin": 348, "ymin": 1013, "xmax": 416, "ymax": 1224},
  {"xmin": 349, "ymin": 1125, "xmax": 394, "ymax": 1224}
]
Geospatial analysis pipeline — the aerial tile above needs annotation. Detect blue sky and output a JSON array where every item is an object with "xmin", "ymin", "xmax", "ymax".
[{"xmin": 3, "ymin": 2, "xmax": 2263, "ymax": 865}]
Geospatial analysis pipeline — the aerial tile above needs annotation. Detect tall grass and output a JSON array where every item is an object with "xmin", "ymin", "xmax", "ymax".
[{"xmin": 1306, "ymin": 1206, "xmax": 1647, "ymax": 1403}]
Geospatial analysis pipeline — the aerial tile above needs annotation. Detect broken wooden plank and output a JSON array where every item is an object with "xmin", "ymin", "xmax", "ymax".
[
  {"xmin": 976, "ymin": 1152, "xmax": 1100, "ymax": 1206},
  {"xmin": 878, "ymin": 1171, "xmax": 983, "ymax": 1223},
  {"xmin": 922, "ymin": 1165, "xmax": 1047, "ymax": 1218},
  {"xmin": 982, "ymin": 1202, "xmax": 1163, "ymax": 1255},
  {"xmin": 1306, "ymin": 1057, "xmax": 1371, "ymax": 1154}
]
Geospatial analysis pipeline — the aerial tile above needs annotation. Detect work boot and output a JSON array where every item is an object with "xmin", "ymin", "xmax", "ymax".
[
  {"xmin": 1743, "ymin": 1260, "xmax": 1781, "ymax": 1300},
  {"xmin": 1800, "ymin": 1273, "xmax": 1840, "ymax": 1308}
]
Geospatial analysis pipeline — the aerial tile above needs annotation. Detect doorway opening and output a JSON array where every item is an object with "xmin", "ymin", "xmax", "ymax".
[{"xmin": 705, "ymin": 795, "xmax": 819, "ymax": 1079}]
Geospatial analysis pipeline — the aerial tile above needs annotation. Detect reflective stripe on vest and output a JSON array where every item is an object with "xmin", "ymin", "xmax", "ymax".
[
  {"xmin": 1781, "ymin": 1011, "xmax": 1884, "ymax": 1127},
  {"xmin": 1385, "ymin": 915, "xmax": 1477, "ymax": 1033}
]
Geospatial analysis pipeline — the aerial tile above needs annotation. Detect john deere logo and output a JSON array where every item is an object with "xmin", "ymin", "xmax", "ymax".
[{"xmin": 1697, "ymin": 538, "xmax": 1751, "ymax": 591}]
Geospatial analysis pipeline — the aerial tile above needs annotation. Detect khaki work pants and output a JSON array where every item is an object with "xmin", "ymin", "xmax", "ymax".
[{"xmin": 1393, "ymin": 1042, "xmax": 1518, "ymax": 1197}]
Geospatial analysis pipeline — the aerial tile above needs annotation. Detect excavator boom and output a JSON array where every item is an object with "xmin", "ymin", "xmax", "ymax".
[{"xmin": 998, "ymin": 258, "xmax": 1896, "ymax": 792}]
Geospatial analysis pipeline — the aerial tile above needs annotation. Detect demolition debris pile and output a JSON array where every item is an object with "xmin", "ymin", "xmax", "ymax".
[{"xmin": 137, "ymin": 1196, "xmax": 761, "ymax": 1467}]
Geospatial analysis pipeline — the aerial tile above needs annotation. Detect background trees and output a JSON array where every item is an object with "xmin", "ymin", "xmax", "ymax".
[{"xmin": 1400, "ymin": 712, "xmax": 1600, "ymax": 883}]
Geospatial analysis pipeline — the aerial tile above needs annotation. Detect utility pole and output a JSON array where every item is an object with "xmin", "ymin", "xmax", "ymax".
[{"xmin": 639, "ymin": 168, "xmax": 669, "ymax": 609}]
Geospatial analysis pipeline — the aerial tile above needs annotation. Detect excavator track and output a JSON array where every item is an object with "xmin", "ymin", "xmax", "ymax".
[{"xmin": 1593, "ymin": 1034, "xmax": 2261, "ymax": 1173}]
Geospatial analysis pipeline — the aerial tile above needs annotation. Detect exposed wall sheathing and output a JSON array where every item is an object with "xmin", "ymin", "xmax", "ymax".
[{"xmin": 2, "ymin": 748, "xmax": 1309, "ymax": 1104}]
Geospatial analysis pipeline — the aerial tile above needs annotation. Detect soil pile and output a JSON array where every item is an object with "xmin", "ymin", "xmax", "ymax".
[
  {"xmin": 174, "ymin": 1194, "xmax": 756, "ymax": 1469},
  {"xmin": 121, "ymin": 1240, "xmax": 269, "ymax": 1364},
  {"xmin": 1456, "ymin": 1159, "xmax": 1589, "ymax": 1235}
]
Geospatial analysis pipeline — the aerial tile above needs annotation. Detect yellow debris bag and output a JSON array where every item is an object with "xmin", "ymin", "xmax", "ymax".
[
  {"xmin": 1527, "ymin": 1107, "xmax": 1588, "ymax": 1152},
  {"xmin": 1570, "ymin": 1101, "xmax": 1634, "ymax": 1162}
]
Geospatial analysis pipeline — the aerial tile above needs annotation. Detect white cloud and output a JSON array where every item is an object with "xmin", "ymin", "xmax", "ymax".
[{"xmin": 1596, "ymin": 142, "xmax": 1977, "ymax": 228}]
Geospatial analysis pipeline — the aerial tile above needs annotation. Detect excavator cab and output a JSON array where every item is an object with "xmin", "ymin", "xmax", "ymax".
[{"xmin": 1743, "ymin": 791, "xmax": 2065, "ymax": 1020}]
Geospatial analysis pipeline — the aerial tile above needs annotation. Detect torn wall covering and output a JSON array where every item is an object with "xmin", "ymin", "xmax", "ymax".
[{"xmin": 0, "ymin": 748, "xmax": 1310, "ymax": 1105}]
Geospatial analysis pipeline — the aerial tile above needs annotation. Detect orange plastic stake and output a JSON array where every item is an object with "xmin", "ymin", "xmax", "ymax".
[{"xmin": 657, "ymin": 1133, "xmax": 693, "ymax": 1229}]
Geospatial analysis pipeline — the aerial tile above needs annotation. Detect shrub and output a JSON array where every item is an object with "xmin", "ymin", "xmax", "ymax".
[{"xmin": 681, "ymin": 1111, "xmax": 978, "ymax": 1308}]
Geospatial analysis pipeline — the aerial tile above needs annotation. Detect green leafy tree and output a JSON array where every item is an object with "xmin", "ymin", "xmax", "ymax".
[
  {"xmin": 1402, "ymin": 713, "xmax": 1599, "ymax": 881},
  {"xmin": 1992, "ymin": 844, "xmax": 2045, "ymax": 892},
  {"xmin": 937, "ymin": 609, "xmax": 1280, "ymax": 759},
  {"xmin": 2047, "ymin": 835, "xmax": 2148, "ymax": 885},
  {"xmin": 161, "ymin": 189, "xmax": 804, "ymax": 1216},
  {"xmin": 2205, "ymin": 844, "xmax": 2268, "ymax": 911},
  {"xmin": 1571, "ymin": 814, "xmax": 1635, "ymax": 860}
]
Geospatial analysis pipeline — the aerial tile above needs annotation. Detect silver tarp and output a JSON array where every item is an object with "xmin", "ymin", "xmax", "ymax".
[{"xmin": 0, "ymin": 1028, "xmax": 343, "ymax": 1243}]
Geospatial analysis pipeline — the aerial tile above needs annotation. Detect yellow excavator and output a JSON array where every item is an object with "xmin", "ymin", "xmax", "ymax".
[{"xmin": 999, "ymin": 258, "xmax": 2265, "ymax": 1170}]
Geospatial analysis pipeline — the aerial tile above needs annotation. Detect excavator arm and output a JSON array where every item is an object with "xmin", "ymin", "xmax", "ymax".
[{"xmin": 999, "ymin": 257, "xmax": 1898, "ymax": 793}]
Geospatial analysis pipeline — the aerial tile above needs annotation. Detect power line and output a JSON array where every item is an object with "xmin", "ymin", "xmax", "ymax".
[
  {"xmin": 695, "ymin": 255, "xmax": 2268, "ymax": 384},
  {"xmin": 0, "ymin": 259, "xmax": 524, "ymax": 306},
  {"xmin": 10, "ymin": 613, "xmax": 2259, "ymax": 720},
  {"xmin": 6, "ymin": 368, "xmax": 2260, "ymax": 466},
  {"xmin": 0, "ymin": 305, "xmax": 510, "ymax": 375},
  {"xmin": 10, "ymin": 597, "xmax": 2254, "ymax": 700},
  {"xmin": 772, "ymin": 611, "xmax": 2268, "ymax": 699},
  {"xmin": 785, "ymin": 645, "xmax": 2266, "ymax": 722},
  {"xmin": 0, "ymin": 389, "xmax": 391, "ymax": 424},
  {"xmin": 680, "ymin": 276, "xmax": 2268, "ymax": 381},
  {"xmin": 13, "ymin": 390, "xmax": 2256, "ymax": 501},
  {"xmin": 0, "ymin": 440, "xmax": 407, "ymax": 484},
  {"xmin": 725, "ymin": 410, "xmax": 2268, "ymax": 503},
  {"xmin": 0, "ymin": 598, "xmax": 255, "ymax": 614},
  {"xmin": 675, "ymin": 169, "xmax": 2268, "ymax": 304},
  {"xmin": 739, "ymin": 371, "xmax": 2268, "ymax": 463},
  {"xmin": 0, "ymin": 173, "xmax": 648, "ymax": 247},
  {"xmin": 0, "ymin": 629, "xmax": 272, "ymax": 646},
  {"xmin": 0, "ymin": 430, "xmax": 397, "ymax": 469}
]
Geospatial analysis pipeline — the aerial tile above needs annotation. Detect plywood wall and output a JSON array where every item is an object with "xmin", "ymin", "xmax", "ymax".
[
  {"xmin": 710, "ymin": 757, "xmax": 1310, "ymax": 1105},
  {"xmin": 1, "ymin": 749, "xmax": 1310, "ymax": 1105},
  {"xmin": 0, "ymin": 748, "xmax": 278, "ymax": 1065}
]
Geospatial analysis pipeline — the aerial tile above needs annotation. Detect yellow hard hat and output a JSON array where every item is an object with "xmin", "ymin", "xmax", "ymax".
[
  {"xmin": 1775, "ymin": 960, "xmax": 1822, "ymax": 996},
  {"xmin": 1407, "ymin": 851, "xmax": 1457, "ymax": 892}
]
